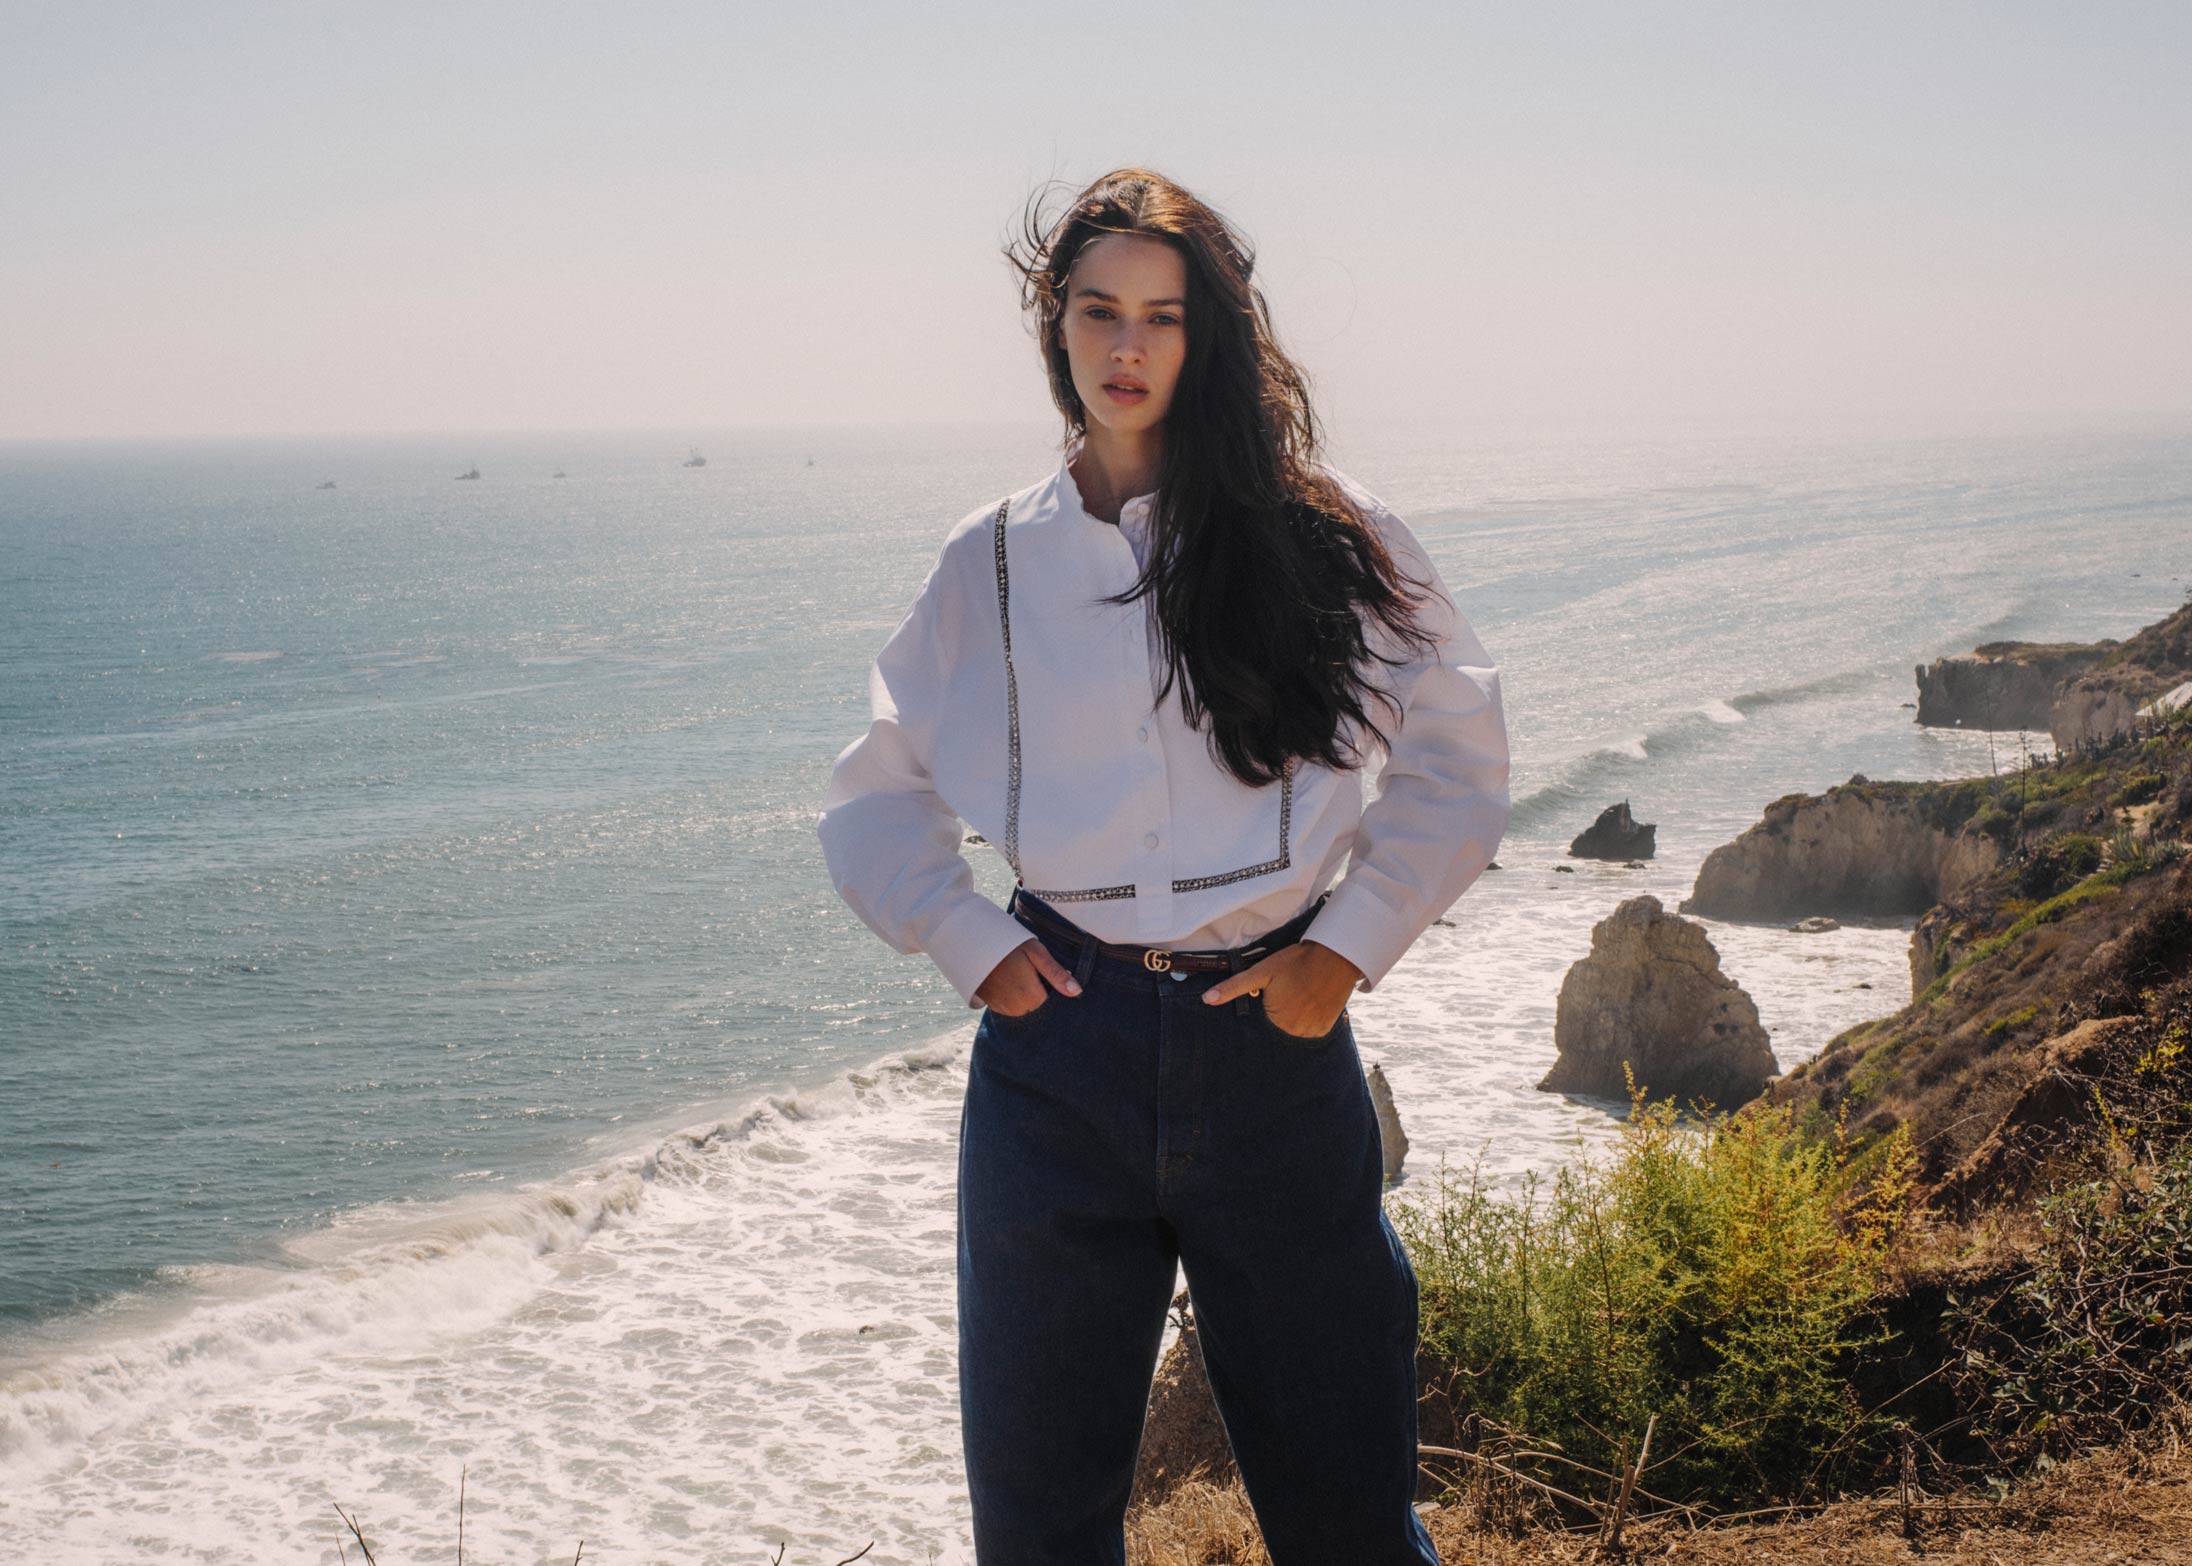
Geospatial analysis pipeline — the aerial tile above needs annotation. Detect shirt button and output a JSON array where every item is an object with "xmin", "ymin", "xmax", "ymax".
[
  {"xmin": 1143, "ymin": 831, "xmax": 1160, "ymax": 850},
  {"xmin": 1138, "ymin": 725, "xmax": 1150, "ymax": 743}
]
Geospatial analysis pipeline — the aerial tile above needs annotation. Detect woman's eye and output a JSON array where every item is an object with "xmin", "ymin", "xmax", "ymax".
[{"xmin": 1153, "ymin": 314, "xmax": 1180, "ymax": 326}]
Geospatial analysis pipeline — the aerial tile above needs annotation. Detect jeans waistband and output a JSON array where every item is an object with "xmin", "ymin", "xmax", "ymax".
[{"xmin": 1006, "ymin": 884, "xmax": 1330, "ymax": 977}]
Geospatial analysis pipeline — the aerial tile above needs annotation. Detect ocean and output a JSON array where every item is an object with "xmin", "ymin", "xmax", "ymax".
[{"xmin": 1, "ymin": 422, "xmax": 2184, "ymax": 1561}]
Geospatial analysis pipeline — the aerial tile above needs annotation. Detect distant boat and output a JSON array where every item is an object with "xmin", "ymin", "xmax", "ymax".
[
  {"xmin": 317, "ymin": 480, "xmax": 337, "ymax": 490},
  {"xmin": 683, "ymin": 448, "xmax": 707, "ymax": 468},
  {"xmin": 805, "ymin": 456, "xmax": 814, "ymax": 467},
  {"xmin": 455, "ymin": 467, "xmax": 480, "ymax": 481},
  {"xmin": 552, "ymin": 470, "xmax": 567, "ymax": 479}
]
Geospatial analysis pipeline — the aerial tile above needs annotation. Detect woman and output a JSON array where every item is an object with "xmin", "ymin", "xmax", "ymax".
[{"xmin": 818, "ymin": 167, "xmax": 1510, "ymax": 1564}]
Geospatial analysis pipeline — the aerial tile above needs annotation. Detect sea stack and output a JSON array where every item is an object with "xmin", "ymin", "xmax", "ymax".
[
  {"xmin": 1540, "ymin": 895, "xmax": 1777, "ymax": 1110},
  {"xmin": 1570, "ymin": 799, "xmax": 1656, "ymax": 860}
]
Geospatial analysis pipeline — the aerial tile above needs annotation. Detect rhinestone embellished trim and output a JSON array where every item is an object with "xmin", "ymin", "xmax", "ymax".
[{"xmin": 991, "ymin": 495, "xmax": 1292, "ymax": 903}]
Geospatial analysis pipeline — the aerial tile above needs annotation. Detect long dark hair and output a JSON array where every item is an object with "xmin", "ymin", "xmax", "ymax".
[{"xmin": 1004, "ymin": 166, "xmax": 1443, "ymax": 788}]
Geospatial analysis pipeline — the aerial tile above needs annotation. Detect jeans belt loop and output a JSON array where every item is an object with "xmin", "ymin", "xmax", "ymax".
[
  {"xmin": 1072, "ymin": 930, "xmax": 1101, "ymax": 990},
  {"xmin": 1226, "ymin": 950, "xmax": 1254, "ymax": 1019}
]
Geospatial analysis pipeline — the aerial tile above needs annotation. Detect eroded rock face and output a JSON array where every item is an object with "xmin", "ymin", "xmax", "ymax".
[
  {"xmin": 1539, "ymin": 895, "xmax": 1778, "ymax": 1110},
  {"xmin": 1910, "ymin": 902, "xmax": 1964, "ymax": 997},
  {"xmin": 1367, "ymin": 1062, "xmax": 1408, "ymax": 1186},
  {"xmin": 1915, "ymin": 646, "xmax": 2105, "ymax": 731},
  {"xmin": 1680, "ymin": 783, "xmax": 2003, "ymax": 922},
  {"xmin": 2051, "ymin": 684, "xmax": 2139, "ymax": 751},
  {"xmin": 1570, "ymin": 799, "xmax": 1656, "ymax": 860},
  {"xmin": 2048, "ymin": 599, "xmax": 2192, "ymax": 750}
]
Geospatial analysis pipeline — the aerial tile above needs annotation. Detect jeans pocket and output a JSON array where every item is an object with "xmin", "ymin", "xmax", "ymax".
[
  {"xmin": 1251, "ymin": 991, "xmax": 1345, "ymax": 1047},
  {"xmin": 987, "ymin": 987, "xmax": 1058, "ymax": 1027}
]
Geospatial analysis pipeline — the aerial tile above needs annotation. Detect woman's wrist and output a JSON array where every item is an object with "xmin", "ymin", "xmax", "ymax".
[{"xmin": 1299, "ymin": 939, "xmax": 1364, "ymax": 992}]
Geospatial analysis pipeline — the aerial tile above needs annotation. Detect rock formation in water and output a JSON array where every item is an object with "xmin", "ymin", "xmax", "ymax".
[
  {"xmin": 1569, "ymin": 799, "xmax": 1656, "ymax": 860},
  {"xmin": 1680, "ymin": 776, "xmax": 2003, "ymax": 922},
  {"xmin": 1914, "ymin": 642, "xmax": 2108, "ymax": 731},
  {"xmin": 1538, "ymin": 895, "xmax": 1778, "ymax": 1109}
]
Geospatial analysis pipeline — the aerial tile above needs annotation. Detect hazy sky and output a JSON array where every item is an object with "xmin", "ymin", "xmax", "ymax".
[{"xmin": 3, "ymin": 1, "xmax": 2187, "ymax": 441}]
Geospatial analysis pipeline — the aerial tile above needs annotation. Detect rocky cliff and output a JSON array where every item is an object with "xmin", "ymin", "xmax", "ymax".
[
  {"xmin": 1766, "ymin": 710, "xmax": 2192, "ymax": 1195},
  {"xmin": 1680, "ymin": 776, "xmax": 2004, "ymax": 922},
  {"xmin": 2051, "ymin": 597, "xmax": 2192, "ymax": 751},
  {"xmin": 1915, "ymin": 641, "xmax": 2109, "ymax": 731}
]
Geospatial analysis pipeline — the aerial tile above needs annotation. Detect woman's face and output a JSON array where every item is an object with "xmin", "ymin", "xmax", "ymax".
[{"xmin": 1057, "ymin": 232, "xmax": 1188, "ymax": 440}]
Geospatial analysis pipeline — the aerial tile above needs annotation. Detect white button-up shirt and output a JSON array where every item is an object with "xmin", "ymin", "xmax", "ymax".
[{"xmin": 817, "ymin": 445, "xmax": 1512, "ymax": 1008}]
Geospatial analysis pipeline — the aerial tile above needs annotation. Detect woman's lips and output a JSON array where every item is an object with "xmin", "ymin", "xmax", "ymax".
[{"xmin": 1102, "ymin": 383, "xmax": 1149, "ymax": 404}]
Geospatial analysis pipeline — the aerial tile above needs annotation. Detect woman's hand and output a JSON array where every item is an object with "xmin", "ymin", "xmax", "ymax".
[
  {"xmin": 975, "ymin": 939, "xmax": 1082, "ymax": 1017},
  {"xmin": 1201, "ymin": 940, "xmax": 1362, "ymax": 1037}
]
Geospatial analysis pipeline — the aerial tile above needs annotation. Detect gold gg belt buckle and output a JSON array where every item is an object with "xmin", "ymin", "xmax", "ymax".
[{"xmin": 1142, "ymin": 948, "xmax": 1172, "ymax": 972}]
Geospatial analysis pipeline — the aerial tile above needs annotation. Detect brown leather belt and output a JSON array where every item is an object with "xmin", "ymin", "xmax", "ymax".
[{"xmin": 1007, "ymin": 885, "xmax": 1324, "ymax": 974}]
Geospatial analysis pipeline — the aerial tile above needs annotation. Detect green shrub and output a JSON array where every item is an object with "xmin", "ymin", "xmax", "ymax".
[
  {"xmin": 2107, "ymin": 827, "xmax": 2187, "ymax": 877},
  {"xmin": 1983, "ymin": 1004, "xmax": 2042, "ymax": 1041},
  {"xmin": 1392, "ymin": 1077, "xmax": 1918, "ymax": 1513},
  {"xmin": 1948, "ymin": 1137, "xmax": 2192, "ymax": 1462},
  {"xmin": 1968, "ymin": 805, "xmax": 2019, "ymax": 849},
  {"xmin": 1845, "ymin": 1036, "xmax": 1905, "ymax": 1108},
  {"xmin": 2114, "ymin": 771, "xmax": 2166, "ymax": 807},
  {"xmin": 2019, "ymin": 834, "xmax": 2103, "ymax": 898},
  {"xmin": 1921, "ymin": 867, "xmax": 2139, "ymax": 1005}
]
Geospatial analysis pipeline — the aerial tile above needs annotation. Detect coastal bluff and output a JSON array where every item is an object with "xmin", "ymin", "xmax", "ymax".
[
  {"xmin": 1914, "ymin": 641, "xmax": 2109, "ymax": 731},
  {"xmin": 2050, "ymin": 597, "xmax": 2192, "ymax": 751},
  {"xmin": 1679, "ymin": 776, "xmax": 2003, "ymax": 922}
]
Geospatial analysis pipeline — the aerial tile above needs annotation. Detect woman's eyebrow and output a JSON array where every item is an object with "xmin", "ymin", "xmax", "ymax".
[{"xmin": 1070, "ymin": 286, "xmax": 1188, "ymax": 307}]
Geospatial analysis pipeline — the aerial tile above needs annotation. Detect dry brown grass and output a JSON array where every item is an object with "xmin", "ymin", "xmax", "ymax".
[
  {"xmin": 1123, "ymin": 1395, "xmax": 2192, "ymax": 1564},
  {"xmin": 1126, "ymin": 1474, "xmax": 1275, "ymax": 1565}
]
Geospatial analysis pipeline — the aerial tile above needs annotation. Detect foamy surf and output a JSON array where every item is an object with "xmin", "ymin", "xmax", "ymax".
[{"xmin": 0, "ymin": 1031, "xmax": 1004, "ymax": 1563}]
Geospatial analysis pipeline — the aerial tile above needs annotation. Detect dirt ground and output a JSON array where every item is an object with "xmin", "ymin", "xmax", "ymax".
[{"xmin": 1126, "ymin": 1402, "xmax": 2192, "ymax": 1565}]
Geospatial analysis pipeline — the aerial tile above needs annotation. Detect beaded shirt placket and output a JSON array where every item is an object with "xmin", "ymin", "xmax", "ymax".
[{"xmin": 991, "ymin": 495, "xmax": 1293, "ymax": 904}]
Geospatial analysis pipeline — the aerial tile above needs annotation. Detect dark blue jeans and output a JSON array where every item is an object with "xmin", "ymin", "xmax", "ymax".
[{"xmin": 956, "ymin": 888, "xmax": 1438, "ymax": 1564}]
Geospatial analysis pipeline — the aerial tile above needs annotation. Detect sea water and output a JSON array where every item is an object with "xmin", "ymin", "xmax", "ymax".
[{"xmin": 1, "ymin": 422, "xmax": 2184, "ymax": 1561}]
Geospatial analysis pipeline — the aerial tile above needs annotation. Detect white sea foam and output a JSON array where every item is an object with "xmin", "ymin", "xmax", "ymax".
[{"xmin": 0, "ymin": 1035, "xmax": 1005, "ymax": 1563}]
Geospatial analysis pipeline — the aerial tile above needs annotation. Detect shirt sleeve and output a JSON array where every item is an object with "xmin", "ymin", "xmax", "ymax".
[
  {"xmin": 1303, "ymin": 501, "xmax": 1512, "ymax": 992},
  {"xmin": 816, "ymin": 538, "xmax": 1033, "ymax": 1008}
]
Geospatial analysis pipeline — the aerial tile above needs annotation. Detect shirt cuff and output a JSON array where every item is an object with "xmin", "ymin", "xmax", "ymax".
[
  {"xmin": 1302, "ymin": 880, "xmax": 1423, "ymax": 995},
  {"xmin": 924, "ymin": 894, "xmax": 1037, "ymax": 1008}
]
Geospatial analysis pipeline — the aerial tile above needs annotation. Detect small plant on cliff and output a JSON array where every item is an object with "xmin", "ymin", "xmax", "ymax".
[
  {"xmin": 1948, "ymin": 1136, "xmax": 2192, "ymax": 1467},
  {"xmin": 2019, "ymin": 833, "xmax": 2103, "ymax": 898},
  {"xmin": 1946, "ymin": 990, "xmax": 2192, "ymax": 1470},
  {"xmin": 1391, "ymin": 1073, "xmax": 1920, "ymax": 1517},
  {"xmin": 2114, "ymin": 771, "xmax": 2167, "ymax": 808},
  {"xmin": 1920, "ymin": 854, "xmax": 2174, "ymax": 1006}
]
